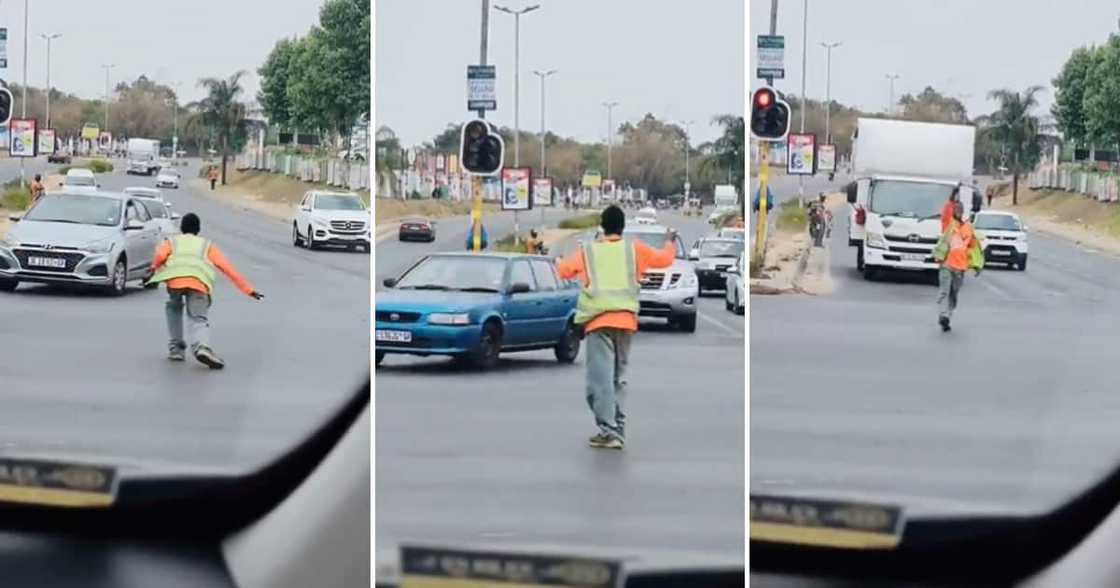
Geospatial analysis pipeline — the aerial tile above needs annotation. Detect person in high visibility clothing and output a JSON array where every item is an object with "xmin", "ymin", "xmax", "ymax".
[
  {"xmin": 940, "ymin": 186, "xmax": 961, "ymax": 232},
  {"xmin": 29, "ymin": 175, "xmax": 44, "ymax": 205},
  {"xmin": 932, "ymin": 200, "xmax": 983, "ymax": 332},
  {"xmin": 145, "ymin": 213, "xmax": 264, "ymax": 368},
  {"xmin": 465, "ymin": 219, "xmax": 489, "ymax": 251},
  {"xmin": 208, "ymin": 166, "xmax": 220, "ymax": 190},
  {"xmin": 555, "ymin": 205, "xmax": 676, "ymax": 450}
]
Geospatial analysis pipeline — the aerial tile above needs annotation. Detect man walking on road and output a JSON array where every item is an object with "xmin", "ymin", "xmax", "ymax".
[
  {"xmin": 145, "ymin": 213, "xmax": 265, "ymax": 369},
  {"xmin": 555, "ymin": 205, "xmax": 676, "ymax": 450},
  {"xmin": 940, "ymin": 186, "xmax": 961, "ymax": 232},
  {"xmin": 933, "ymin": 201, "xmax": 983, "ymax": 332}
]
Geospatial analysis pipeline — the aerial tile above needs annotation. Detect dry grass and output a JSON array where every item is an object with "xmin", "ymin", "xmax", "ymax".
[
  {"xmin": 222, "ymin": 169, "xmax": 370, "ymax": 207},
  {"xmin": 373, "ymin": 198, "xmax": 497, "ymax": 225},
  {"xmin": 1010, "ymin": 187, "xmax": 1120, "ymax": 240}
]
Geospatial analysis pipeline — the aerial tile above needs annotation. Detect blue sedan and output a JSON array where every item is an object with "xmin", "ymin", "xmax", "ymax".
[{"xmin": 375, "ymin": 252, "xmax": 581, "ymax": 368}]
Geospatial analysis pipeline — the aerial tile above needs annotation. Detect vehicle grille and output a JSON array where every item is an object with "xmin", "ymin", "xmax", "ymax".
[
  {"xmin": 640, "ymin": 272, "xmax": 665, "ymax": 290},
  {"xmin": 376, "ymin": 311, "xmax": 421, "ymax": 323},
  {"xmin": 887, "ymin": 246, "xmax": 932, "ymax": 254},
  {"xmin": 885, "ymin": 234, "xmax": 938, "ymax": 244},
  {"xmin": 13, "ymin": 249, "xmax": 85, "ymax": 272},
  {"xmin": 715, "ymin": 264, "xmax": 732, "ymax": 272},
  {"xmin": 330, "ymin": 220, "xmax": 366, "ymax": 233}
]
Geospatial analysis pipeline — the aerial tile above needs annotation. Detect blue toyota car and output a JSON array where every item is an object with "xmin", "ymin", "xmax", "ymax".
[{"xmin": 375, "ymin": 252, "xmax": 581, "ymax": 369}]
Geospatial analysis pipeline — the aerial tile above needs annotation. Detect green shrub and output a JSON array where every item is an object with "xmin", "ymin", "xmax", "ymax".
[
  {"xmin": 88, "ymin": 159, "xmax": 114, "ymax": 173},
  {"xmin": 775, "ymin": 199, "xmax": 808, "ymax": 232},
  {"xmin": 558, "ymin": 213, "xmax": 600, "ymax": 230},
  {"xmin": 2, "ymin": 186, "xmax": 30, "ymax": 211}
]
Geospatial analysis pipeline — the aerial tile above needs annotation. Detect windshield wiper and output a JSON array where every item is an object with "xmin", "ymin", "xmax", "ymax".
[
  {"xmin": 401, "ymin": 284, "xmax": 450, "ymax": 290},
  {"xmin": 457, "ymin": 287, "xmax": 499, "ymax": 293},
  {"xmin": 32, "ymin": 218, "xmax": 82, "ymax": 224}
]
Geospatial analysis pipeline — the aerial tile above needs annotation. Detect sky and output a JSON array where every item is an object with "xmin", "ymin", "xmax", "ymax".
[
  {"xmin": 749, "ymin": 0, "xmax": 1120, "ymax": 120},
  {"xmin": 0, "ymin": 0, "xmax": 324, "ymax": 106},
  {"xmin": 376, "ymin": 0, "xmax": 745, "ymax": 148}
]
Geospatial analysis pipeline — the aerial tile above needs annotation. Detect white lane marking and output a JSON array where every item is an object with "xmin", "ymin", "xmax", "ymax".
[{"xmin": 698, "ymin": 310, "xmax": 743, "ymax": 336}]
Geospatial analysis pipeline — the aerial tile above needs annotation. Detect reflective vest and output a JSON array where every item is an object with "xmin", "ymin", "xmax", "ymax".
[
  {"xmin": 574, "ymin": 239, "xmax": 640, "ymax": 325},
  {"xmin": 150, "ymin": 234, "xmax": 217, "ymax": 292}
]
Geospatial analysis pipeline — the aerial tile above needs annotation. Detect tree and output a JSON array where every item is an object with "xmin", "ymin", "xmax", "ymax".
[
  {"xmin": 1082, "ymin": 35, "xmax": 1120, "ymax": 156},
  {"xmin": 190, "ymin": 71, "xmax": 249, "ymax": 185},
  {"xmin": 897, "ymin": 87, "xmax": 969, "ymax": 124},
  {"xmin": 985, "ymin": 86, "xmax": 1046, "ymax": 205},
  {"xmin": 1051, "ymin": 46, "xmax": 1095, "ymax": 147},
  {"xmin": 699, "ymin": 114, "xmax": 745, "ymax": 202},
  {"xmin": 258, "ymin": 38, "xmax": 299, "ymax": 129}
]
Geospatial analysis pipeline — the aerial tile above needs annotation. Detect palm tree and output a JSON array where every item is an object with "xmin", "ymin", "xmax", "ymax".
[
  {"xmin": 985, "ymin": 86, "xmax": 1045, "ymax": 205},
  {"xmin": 189, "ymin": 71, "xmax": 248, "ymax": 185},
  {"xmin": 699, "ymin": 114, "xmax": 745, "ymax": 213}
]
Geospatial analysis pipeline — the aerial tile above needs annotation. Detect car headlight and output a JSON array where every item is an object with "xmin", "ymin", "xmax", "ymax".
[
  {"xmin": 312, "ymin": 217, "xmax": 329, "ymax": 227},
  {"xmin": 866, "ymin": 232, "xmax": 887, "ymax": 249},
  {"xmin": 1, "ymin": 234, "xmax": 19, "ymax": 248},
  {"xmin": 85, "ymin": 238, "xmax": 115, "ymax": 254},
  {"xmin": 428, "ymin": 313, "xmax": 471, "ymax": 325},
  {"xmin": 674, "ymin": 274, "xmax": 698, "ymax": 289}
]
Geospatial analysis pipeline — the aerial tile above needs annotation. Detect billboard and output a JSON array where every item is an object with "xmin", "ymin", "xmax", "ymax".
[
  {"xmin": 9, "ymin": 118, "xmax": 35, "ymax": 157},
  {"xmin": 787, "ymin": 133, "xmax": 816, "ymax": 175},
  {"xmin": 81, "ymin": 123, "xmax": 99, "ymax": 140},
  {"xmin": 818, "ymin": 144, "xmax": 836, "ymax": 172},
  {"xmin": 581, "ymin": 170, "xmax": 602, "ymax": 188},
  {"xmin": 501, "ymin": 167, "xmax": 532, "ymax": 211},
  {"xmin": 38, "ymin": 128, "xmax": 55, "ymax": 154},
  {"xmin": 533, "ymin": 177, "xmax": 553, "ymax": 206},
  {"xmin": 98, "ymin": 131, "xmax": 112, "ymax": 151},
  {"xmin": 602, "ymin": 179, "xmax": 616, "ymax": 195}
]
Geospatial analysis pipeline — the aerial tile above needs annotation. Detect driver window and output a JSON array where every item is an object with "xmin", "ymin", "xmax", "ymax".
[
  {"xmin": 126, "ymin": 204, "xmax": 139, "ymax": 222},
  {"xmin": 135, "ymin": 201, "xmax": 153, "ymax": 221},
  {"xmin": 676, "ymin": 236, "xmax": 688, "ymax": 258},
  {"xmin": 508, "ymin": 261, "xmax": 537, "ymax": 292}
]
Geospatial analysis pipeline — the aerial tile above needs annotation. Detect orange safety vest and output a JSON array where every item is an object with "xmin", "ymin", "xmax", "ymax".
[{"xmin": 208, "ymin": 168, "xmax": 219, "ymax": 180}]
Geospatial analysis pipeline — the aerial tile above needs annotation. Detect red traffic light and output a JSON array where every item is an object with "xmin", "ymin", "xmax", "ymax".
[{"xmin": 754, "ymin": 88, "xmax": 773, "ymax": 109}]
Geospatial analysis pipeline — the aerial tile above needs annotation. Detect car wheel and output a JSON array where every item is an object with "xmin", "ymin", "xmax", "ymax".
[
  {"xmin": 1018, "ymin": 254, "xmax": 1028, "ymax": 271},
  {"xmin": 676, "ymin": 313, "xmax": 697, "ymax": 333},
  {"xmin": 736, "ymin": 292, "xmax": 745, "ymax": 315},
  {"xmin": 0, "ymin": 278, "xmax": 18, "ymax": 292},
  {"xmin": 856, "ymin": 244, "xmax": 865, "ymax": 271},
  {"xmin": 375, "ymin": 350, "xmax": 385, "ymax": 367},
  {"xmin": 554, "ymin": 320, "xmax": 581, "ymax": 363},
  {"xmin": 306, "ymin": 226, "xmax": 316, "ymax": 250},
  {"xmin": 106, "ymin": 257, "xmax": 127, "ymax": 296},
  {"xmin": 725, "ymin": 296, "xmax": 734, "ymax": 311},
  {"xmin": 292, "ymin": 223, "xmax": 302, "ymax": 247},
  {"xmin": 864, "ymin": 266, "xmax": 878, "ymax": 281},
  {"xmin": 472, "ymin": 321, "xmax": 502, "ymax": 369}
]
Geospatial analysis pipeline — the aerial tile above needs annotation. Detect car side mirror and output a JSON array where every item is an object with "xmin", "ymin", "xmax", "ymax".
[
  {"xmin": 9, "ymin": 215, "xmax": 20, "ymax": 222},
  {"xmin": 845, "ymin": 182, "xmax": 858, "ymax": 204},
  {"xmin": 508, "ymin": 282, "xmax": 531, "ymax": 295},
  {"xmin": 125, "ymin": 219, "xmax": 145, "ymax": 231},
  {"xmin": 170, "ymin": 211, "xmax": 182, "ymax": 220},
  {"xmin": 301, "ymin": 205, "xmax": 311, "ymax": 212},
  {"xmin": 689, "ymin": 249, "xmax": 700, "ymax": 260},
  {"xmin": 382, "ymin": 277, "xmax": 397, "ymax": 288}
]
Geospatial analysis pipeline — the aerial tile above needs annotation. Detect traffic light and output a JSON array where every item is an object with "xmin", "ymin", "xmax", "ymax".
[
  {"xmin": 750, "ymin": 86, "xmax": 790, "ymax": 141},
  {"xmin": 0, "ymin": 87, "xmax": 12, "ymax": 127},
  {"xmin": 459, "ymin": 118, "xmax": 504, "ymax": 175}
]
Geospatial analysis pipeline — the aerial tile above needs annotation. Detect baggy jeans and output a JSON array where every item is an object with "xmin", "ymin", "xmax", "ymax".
[
  {"xmin": 166, "ymin": 288, "xmax": 212, "ymax": 354},
  {"xmin": 585, "ymin": 328, "xmax": 632, "ymax": 441},
  {"xmin": 938, "ymin": 267, "xmax": 965, "ymax": 320}
]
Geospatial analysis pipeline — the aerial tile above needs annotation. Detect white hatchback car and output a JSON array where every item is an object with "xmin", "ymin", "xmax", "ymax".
[
  {"xmin": 973, "ymin": 210, "xmax": 1028, "ymax": 270},
  {"xmin": 293, "ymin": 190, "xmax": 371, "ymax": 252},
  {"xmin": 725, "ymin": 251, "xmax": 746, "ymax": 315},
  {"xmin": 156, "ymin": 168, "xmax": 181, "ymax": 188},
  {"xmin": 60, "ymin": 168, "xmax": 99, "ymax": 193}
]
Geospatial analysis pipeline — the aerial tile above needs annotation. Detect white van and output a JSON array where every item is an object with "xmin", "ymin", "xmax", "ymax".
[{"xmin": 846, "ymin": 118, "xmax": 979, "ymax": 280}]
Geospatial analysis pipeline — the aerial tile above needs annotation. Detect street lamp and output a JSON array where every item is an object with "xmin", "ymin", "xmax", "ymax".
[
  {"xmin": 681, "ymin": 120, "xmax": 695, "ymax": 198},
  {"xmin": 602, "ymin": 101, "xmax": 618, "ymax": 181},
  {"xmin": 886, "ymin": 74, "xmax": 900, "ymax": 116},
  {"xmin": 532, "ymin": 69, "xmax": 557, "ymax": 177},
  {"xmin": 494, "ymin": 3, "xmax": 540, "ymax": 168},
  {"xmin": 19, "ymin": 0, "xmax": 28, "ymax": 187},
  {"xmin": 171, "ymin": 81, "xmax": 181, "ymax": 158},
  {"xmin": 40, "ymin": 33, "xmax": 61, "ymax": 130},
  {"xmin": 819, "ymin": 42, "xmax": 840, "ymax": 145},
  {"xmin": 102, "ymin": 64, "xmax": 116, "ymax": 132}
]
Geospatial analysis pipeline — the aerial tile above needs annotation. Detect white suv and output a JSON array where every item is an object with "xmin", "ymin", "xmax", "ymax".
[
  {"xmin": 973, "ymin": 210, "xmax": 1028, "ymax": 270},
  {"xmin": 293, "ymin": 191, "xmax": 371, "ymax": 252},
  {"xmin": 625, "ymin": 224, "xmax": 699, "ymax": 333},
  {"xmin": 725, "ymin": 251, "xmax": 745, "ymax": 315}
]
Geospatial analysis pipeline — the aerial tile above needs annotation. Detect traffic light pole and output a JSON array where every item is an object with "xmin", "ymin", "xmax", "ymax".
[
  {"xmin": 753, "ymin": 143, "xmax": 770, "ymax": 275},
  {"xmin": 473, "ymin": 0, "xmax": 491, "ymax": 253}
]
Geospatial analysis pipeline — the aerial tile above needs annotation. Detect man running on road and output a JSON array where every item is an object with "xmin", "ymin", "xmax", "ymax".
[
  {"xmin": 146, "ymin": 213, "xmax": 264, "ymax": 368},
  {"xmin": 555, "ymin": 205, "xmax": 676, "ymax": 450},
  {"xmin": 933, "ymin": 200, "xmax": 983, "ymax": 332}
]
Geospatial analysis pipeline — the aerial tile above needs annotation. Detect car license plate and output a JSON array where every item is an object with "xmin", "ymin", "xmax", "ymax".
[
  {"xmin": 990, "ymin": 250, "xmax": 1010, "ymax": 256},
  {"xmin": 27, "ymin": 256, "xmax": 66, "ymax": 268},
  {"xmin": 376, "ymin": 329, "xmax": 412, "ymax": 343},
  {"xmin": 901, "ymin": 253, "xmax": 925, "ymax": 261}
]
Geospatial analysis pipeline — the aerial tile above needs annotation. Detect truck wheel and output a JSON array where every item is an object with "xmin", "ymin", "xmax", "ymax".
[
  {"xmin": 1018, "ymin": 254, "xmax": 1028, "ymax": 271},
  {"xmin": 864, "ymin": 266, "xmax": 878, "ymax": 281},
  {"xmin": 856, "ymin": 244, "xmax": 865, "ymax": 271}
]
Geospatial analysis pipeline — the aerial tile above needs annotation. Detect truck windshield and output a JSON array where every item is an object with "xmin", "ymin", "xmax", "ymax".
[
  {"xmin": 974, "ymin": 215, "xmax": 1021, "ymax": 231},
  {"xmin": 868, "ymin": 180, "xmax": 954, "ymax": 219}
]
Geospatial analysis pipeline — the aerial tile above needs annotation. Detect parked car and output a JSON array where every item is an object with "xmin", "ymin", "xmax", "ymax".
[
  {"xmin": 973, "ymin": 210, "xmax": 1028, "ymax": 270},
  {"xmin": 376, "ymin": 253, "xmax": 581, "ymax": 368},
  {"xmin": 293, "ymin": 190, "xmax": 371, "ymax": 252},
  {"xmin": 725, "ymin": 251, "xmax": 746, "ymax": 315},
  {"xmin": 398, "ymin": 217, "xmax": 436, "ymax": 242},
  {"xmin": 0, "ymin": 191, "xmax": 163, "ymax": 295},
  {"xmin": 626, "ymin": 224, "xmax": 699, "ymax": 332},
  {"xmin": 156, "ymin": 168, "xmax": 181, "ymax": 188}
]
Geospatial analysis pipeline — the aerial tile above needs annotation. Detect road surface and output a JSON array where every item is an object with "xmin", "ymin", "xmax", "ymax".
[
  {"xmin": 0, "ymin": 159, "xmax": 368, "ymax": 473},
  {"xmin": 752, "ymin": 208, "xmax": 1120, "ymax": 516},
  {"xmin": 375, "ymin": 209, "xmax": 745, "ymax": 559}
]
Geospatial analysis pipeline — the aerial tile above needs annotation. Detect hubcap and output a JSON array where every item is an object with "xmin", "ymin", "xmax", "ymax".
[{"xmin": 115, "ymin": 262, "xmax": 125, "ymax": 291}]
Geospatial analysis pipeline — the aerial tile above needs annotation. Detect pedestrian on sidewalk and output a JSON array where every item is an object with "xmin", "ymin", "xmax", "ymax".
[
  {"xmin": 145, "ymin": 213, "xmax": 265, "ymax": 369},
  {"xmin": 554, "ymin": 205, "xmax": 676, "ymax": 450},
  {"xmin": 29, "ymin": 174, "xmax": 44, "ymax": 205},
  {"xmin": 940, "ymin": 186, "xmax": 961, "ymax": 232},
  {"xmin": 465, "ymin": 218, "xmax": 489, "ymax": 251},
  {"xmin": 208, "ymin": 166, "xmax": 220, "ymax": 190},
  {"xmin": 752, "ymin": 185, "xmax": 774, "ymax": 215},
  {"xmin": 933, "ymin": 201, "xmax": 983, "ymax": 332},
  {"xmin": 525, "ymin": 229, "xmax": 544, "ymax": 254}
]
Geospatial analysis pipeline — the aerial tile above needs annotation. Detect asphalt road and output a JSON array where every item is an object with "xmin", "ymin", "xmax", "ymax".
[
  {"xmin": 375, "ymin": 210, "xmax": 744, "ymax": 560},
  {"xmin": 0, "ymin": 158, "xmax": 368, "ymax": 473},
  {"xmin": 752, "ymin": 206, "xmax": 1120, "ymax": 516}
]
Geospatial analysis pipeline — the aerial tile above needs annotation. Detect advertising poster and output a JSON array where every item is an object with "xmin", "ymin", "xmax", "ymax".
[
  {"xmin": 602, "ymin": 179, "xmax": 616, "ymax": 196},
  {"xmin": 98, "ymin": 131, "xmax": 112, "ymax": 151},
  {"xmin": 38, "ymin": 129, "xmax": 55, "ymax": 154},
  {"xmin": 9, "ymin": 118, "xmax": 36, "ymax": 157},
  {"xmin": 81, "ymin": 123, "xmax": 99, "ymax": 140},
  {"xmin": 818, "ymin": 144, "xmax": 836, "ymax": 172},
  {"xmin": 787, "ymin": 133, "xmax": 816, "ymax": 175},
  {"xmin": 533, "ymin": 177, "xmax": 553, "ymax": 206},
  {"xmin": 581, "ymin": 170, "xmax": 602, "ymax": 188},
  {"xmin": 501, "ymin": 167, "xmax": 532, "ymax": 211}
]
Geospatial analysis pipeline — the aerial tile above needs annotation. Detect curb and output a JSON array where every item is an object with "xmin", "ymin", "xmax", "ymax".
[{"xmin": 790, "ymin": 235, "xmax": 813, "ymax": 290}]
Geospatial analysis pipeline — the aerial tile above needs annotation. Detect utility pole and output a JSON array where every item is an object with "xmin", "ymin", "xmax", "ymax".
[
  {"xmin": 494, "ymin": 3, "xmax": 540, "ymax": 168},
  {"xmin": 820, "ymin": 41, "xmax": 840, "ymax": 145},
  {"xmin": 534, "ymin": 69, "xmax": 555, "ymax": 223},
  {"xmin": 102, "ymin": 63, "xmax": 115, "ymax": 131},
  {"xmin": 19, "ymin": 0, "xmax": 28, "ymax": 187},
  {"xmin": 172, "ymin": 81, "xmax": 181, "ymax": 159},
  {"xmin": 602, "ymin": 100, "xmax": 618, "ymax": 181},
  {"xmin": 40, "ymin": 33, "xmax": 60, "ymax": 130},
  {"xmin": 755, "ymin": 0, "xmax": 780, "ymax": 274},
  {"xmin": 886, "ymin": 74, "xmax": 900, "ymax": 115},
  {"xmin": 472, "ymin": 0, "xmax": 493, "ymax": 252},
  {"xmin": 682, "ymin": 120, "xmax": 695, "ymax": 199},
  {"xmin": 796, "ymin": 0, "xmax": 808, "ymax": 206}
]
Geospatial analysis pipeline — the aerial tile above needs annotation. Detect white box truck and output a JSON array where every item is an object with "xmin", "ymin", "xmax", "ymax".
[
  {"xmin": 708, "ymin": 184, "xmax": 740, "ymax": 224},
  {"xmin": 845, "ymin": 118, "xmax": 980, "ymax": 280},
  {"xmin": 127, "ymin": 138, "xmax": 161, "ymax": 176}
]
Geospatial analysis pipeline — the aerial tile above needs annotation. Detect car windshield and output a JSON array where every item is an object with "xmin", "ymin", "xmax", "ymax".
[
  {"xmin": 65, "ymin": 174, "xmax": 96, "ymax": 187},
  {"xmin": 315, "ymin": 194, "xmax": 366, "ymax": 210},
  {"xmin": 975, "ymin": 214, "xmax": 1021, "ymax": 231},
  {"xmin": 395, "ymin": 256, "xmax": 506, "ymax": 292},
  {"xmin": 700, "ymin": 240, "xmax": 743, "ymax": 258},
  {"xmin": 23, "ymin": 194, "xmax": 121, "ymax": 226},
  {"xmin": 627, "ymin": 231, "xmax": 686, "ymax": 258},
  {"xmin": 868, "ymin": 180, "xmax": 954, "ymax": 219}
]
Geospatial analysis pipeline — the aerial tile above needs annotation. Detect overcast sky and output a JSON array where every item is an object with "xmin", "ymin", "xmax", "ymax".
[
  {"xmin": 750, "ymin": 0, "xmax": 1120, "ymax": 119},
  {"xmin": 376, "ymin": 0, "xmax": 744, "ymax": 147},
  {"xmin": 0, "ymin": 0, "xmax": 323, "ymax": 105}
]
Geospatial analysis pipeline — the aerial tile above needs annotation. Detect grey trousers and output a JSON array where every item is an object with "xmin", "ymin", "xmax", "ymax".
[
  {"xmin": 585, "ymin": 328, "xmax": 632, "ymax": 440},
  {"xmin": 166, "ymin": 288, "xmax": 212, "ymax": 353},
  {"xmin": 938, "ymin": 267, "xmax": 964, "ymax": 320}
]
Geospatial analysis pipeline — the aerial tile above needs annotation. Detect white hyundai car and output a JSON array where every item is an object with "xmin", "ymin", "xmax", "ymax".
[
  {"xmin": 156, "ymin": 168, "xmax": 181, "ymax": 188},
  {"xmin": 293, "ymin": 190, "xmax": 371, "ymax": 252},
  {"xmin": 973, "ymin": 210, "xmax": 1028, "ymax": 270},
  {"xmin": 725, "ymin": 251, "xmax": 746, "ymax": 315}
]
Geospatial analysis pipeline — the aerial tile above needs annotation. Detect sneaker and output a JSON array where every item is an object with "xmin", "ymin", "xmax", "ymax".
[
  {"xmin": 194, "ymin": 346, "xmax": 226, "ymax": 370},
  {"xmin": 588, "ymin": 433, "xmax": 611, "ymax": 448},
  {"xmin": 168, "ymin": 347, "xmax": 186, "ymax": 361},
  {"xmin": 939, "ymin": 316, "xmax": 951, "ymax": 332},
  {"xmin": 589, "ymin": 433, "xmax": 624, "ymax": 450}
]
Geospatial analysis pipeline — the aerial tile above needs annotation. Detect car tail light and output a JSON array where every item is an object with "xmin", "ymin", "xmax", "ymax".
[{"xmin": 855, "ymin": 207, "xmax": 866, "ymax": 226}]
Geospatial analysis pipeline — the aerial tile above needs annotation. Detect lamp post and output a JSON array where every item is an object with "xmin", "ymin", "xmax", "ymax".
[
  {"xmin": 886, "ymin": 74, "xmax": 900, "ymax": 115},
  {"xmin": 494, "ymin": 3, "xmax": 540, "ymax": 168},
  {"xmin": 102, "ymin": 63, "xmax": 116, "ymax": 132},
  {"xmin": 40, "ymin": 33, "xmax": 61, "ymax": 130},
  {"xmin": 820, "ymin": 41, "xmax": 840, "ymax": 145},
  {"xmin": 682, "ymin": 120, "xmax": 695, "ymax": 198},
  {"xmin": 602, "ymin": 101, "xmax": 618, "ymax": 181},
  {"xmin": 532, "ymin": 69, "xmax": 556, "ymax": 177}
]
